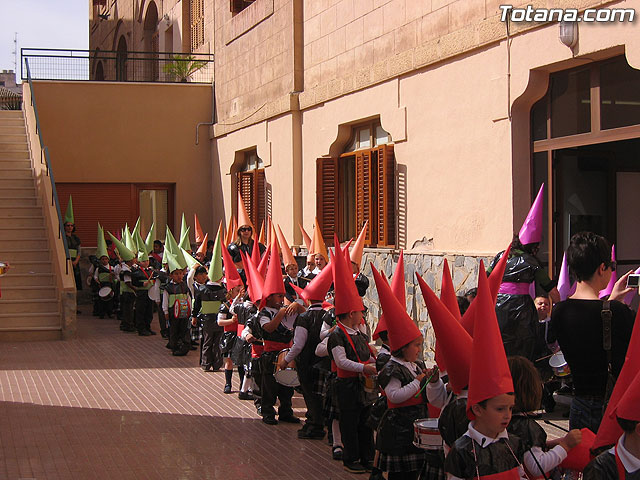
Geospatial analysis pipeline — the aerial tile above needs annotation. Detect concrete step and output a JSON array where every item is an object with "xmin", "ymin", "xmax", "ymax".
[
  {"xmin": 0, "ymin": 238, "xmax": 49, "ymax": 250},
  {"xmin": 2, "ymin": 260, "xmax": 52, "ymax": 274},
  {"xmin": 0, "ymin": 299, "xmax": 59, "ymax": 314},
  {"xmin": 0, "ymin": 110, "xmax": 23, "ymax": 119},
  {"xmin": 0, "ymin": 205, "xmax": 43, "ymax": 216},
  {"xmin": 0, "ymin": 143, "xmax": 28, "ymax": 152},
  {"xmin": 0, "ymin": 167, "xmax": 32, "ymax": 178},
  {"xmin": 0, "ymin": 285, "xmax": 57, "ymax": 300},
  {"xmin": 0, "ymin": 178, "xmax": 34, "ymax": 188},
  {"xmin": 0, "ymin": 125, "xmax": 26, "ymax": 135},
  {"xmin": 0, "ymin": 330, "xmax": 62, "ymax": 341},
  {"xmin": 0, "ymin": 134, "xmax": 27, "ymax": 143},
  {"xmin": 1, "ymin": 272, "xmax": 54, "ymax": 286},
  {"xmin": 0, "ymin": 215, "xmax": 45, "ymax": 228},
  {"xmin": 0, "ymin": 119, "xmax": 25, "ymax": 127},
  {"xmin": 0, "ymin": 194, "xmax": 39, "ymax": 206},
  {"xmin": 0, "ymin": 248, "xmax": 50, "ymax": 262},
  {"xmin": 0, "ymin": 312, "xmax": 61, "ymax": 330},
  {"xmin": 0, "ymin": 159, "xmax": 31, "ymax": 168},
  {"xmin": 0, "ymin": 150, "xmax": 30, "ymax": 159},
  {"xmin": 0, "ymin": 226, "xmax": 45, "ymax": 240}
]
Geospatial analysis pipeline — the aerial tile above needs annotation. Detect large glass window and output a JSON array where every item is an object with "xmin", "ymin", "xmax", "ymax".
[
  {"xmin": 550, "ymin": 68, "xmax": 591, "ymax": 138},
  {"xmin": 600, "ymin": 56, "xmax": 640, "ymax": 130}
]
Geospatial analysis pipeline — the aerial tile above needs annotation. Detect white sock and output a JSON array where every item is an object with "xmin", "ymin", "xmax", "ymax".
[
  {"xmin": 332, "ymin": 419, "xmax": 343, "ymax": 447},
  {"xmin": 241, "ymin": 376, "xmax": 250, "ymax": 393}
]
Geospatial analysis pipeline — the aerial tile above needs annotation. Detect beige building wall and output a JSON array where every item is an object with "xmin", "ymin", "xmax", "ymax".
[
  {"xmin": 32, "ymin": 80, "xmax": 217, "ymax": 235},
  {"xmin": 213, "ymin": 0, "xmax": 640, "ymax": 256},
  {"xmin": 89, "ymin": 0, "xmax": 214, "ymax": 58}
]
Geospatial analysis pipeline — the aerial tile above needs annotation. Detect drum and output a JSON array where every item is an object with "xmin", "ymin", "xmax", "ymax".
[
  {"xmin": 0, "ymin": 262, "xmax": 7, "ymax": 276},
  {"xmin": 549, "ymin": 352, "xmax": 571, "ymax": 377},
  {"xmin": 413, "ymin": 418, "xmax": 443, "ymax": 450},
  {"xmin": 98, "ymin": 286, "xmax": 114, "ymax": 301},
  {"xmin": 360, "ymin": 374, "xmax": 379, "ymax": 394},
  {"xmin": 274, "ymin": 349, "xmax": 300, "ymax": 387}
]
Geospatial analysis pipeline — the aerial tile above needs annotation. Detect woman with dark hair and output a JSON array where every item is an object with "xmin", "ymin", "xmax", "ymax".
[
  {"xmin": 489, "ymin": 234, "xmax": 559, "ymax": 361},
  {"xmin": 551, "ymin": 231, "xmax": 634, "ymax": 433},
  {"xmin": 226, "ymin": 194, "xmax": 265, "ymax": 269}
]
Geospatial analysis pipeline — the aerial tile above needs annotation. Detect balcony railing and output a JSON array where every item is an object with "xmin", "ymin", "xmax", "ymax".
[
  {"xmin": 0, "ymin": 87, "xmax": 22, "ymax": 110},
  {"xmin": 21, "ymin": 48, "xmax": 214, "ymax": 84}
]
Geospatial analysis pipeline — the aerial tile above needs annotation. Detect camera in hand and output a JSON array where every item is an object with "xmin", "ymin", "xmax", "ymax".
[{"xmin": 626, "ymin": 274, "xmax": 640, "ymax": 289}]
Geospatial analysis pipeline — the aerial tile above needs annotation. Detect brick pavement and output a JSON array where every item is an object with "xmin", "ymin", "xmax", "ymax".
[
  {"xmin": 0, "ymin": 308, "xmax": 570, "ymax": 480},
  {"xmin": 0, "ymin": 310, "xmax": 356, "ymax": 480}
]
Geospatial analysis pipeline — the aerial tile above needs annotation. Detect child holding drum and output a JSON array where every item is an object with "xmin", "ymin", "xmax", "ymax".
[
  {"xmin": 506, "ymin": 355, "xmax": 583, "ymax": 479},
  {"xmin": 371, "ymin": 265, "xmax": 441, "ymax": 480}
]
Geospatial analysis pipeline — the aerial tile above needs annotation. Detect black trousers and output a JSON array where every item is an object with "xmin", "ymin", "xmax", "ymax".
[
  {"xmin": 156, "ymin": 304, "xmax": 167, "ymax": 333},
  {"xmin": 95, "ymin": 295, "xmax": 114, "ymax": 317},
  {"xmin": 120, "ymin": 292, "xmax": 136, "ymax": 329},
  {"xmin": 260, "ymin": 352, "xmax": 293, "ymax": 419},
  {"xmin": 169, "ymin": 316, "xmax": 191, "ymax": 354},
  {"xmin": 201, "ymin": 318, "xmax": 224, "ymax": 369},
  {"xmin": 134, "ymin": 293, "xmax": 153, "ymax": 332},
  {"xmin": 298, "ymin": 368, "xmax": 324, "ymax": 431},
  {"xmin": 336, "ymin": 377, "xmax": 374, "ymax": 466}
]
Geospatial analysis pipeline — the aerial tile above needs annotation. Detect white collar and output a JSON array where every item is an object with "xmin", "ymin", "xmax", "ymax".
[
  {"xmin": 338, "ymin": 322, "xmax": 359, "ymax": 334},
  {"xmin": 616, "ymin": 434, "xmax": 640, "ymax": 473},
  {"xmin": 464, "ymin": 421, "xmax": 510, "ymax": 448},
  {"xmin": 390, "ymin": 356, "xmax": 420, "ymax": 375},
  {"xmin": 308, "ymin": 303, "xmax": 323, "ymax": 310}
]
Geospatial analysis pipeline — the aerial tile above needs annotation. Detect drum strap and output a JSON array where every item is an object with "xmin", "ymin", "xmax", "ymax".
[
  {"xmin": 602, "ymin": 301, "xmax": 612, "ymax": 367},
  {"xmin": 336, "ymin": 322, "xmax": 362, "ymax": 363}
]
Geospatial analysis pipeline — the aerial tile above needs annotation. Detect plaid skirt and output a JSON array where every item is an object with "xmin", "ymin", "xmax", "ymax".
[
  {"xmin": 313, "ymin": 366, "xmax": 330, "ymax": 396},
  {"xmin": 378, "ymin": 448, "xmax": 425, "ymax": 474},
  {"xmin": 322, "ymin": 372, "xmax": 339, "ymax": 421}
]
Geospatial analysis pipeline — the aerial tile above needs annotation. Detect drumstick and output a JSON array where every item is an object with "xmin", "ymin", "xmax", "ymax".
[
  {"xmin": 414, "ymin": 370, "xmax": 438, "ymax": 398},
  {"xmin": 534, "ymin": 353, "xmax": 554, "ymax": 363},
  {"xmin": 543, "ymin": 420, "xmax": 569, "ymax": 433}
]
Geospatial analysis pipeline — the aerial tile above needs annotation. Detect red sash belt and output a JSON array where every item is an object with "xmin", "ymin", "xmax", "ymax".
[
  {"xmin": 224, "ymin": 321, "xmax": 237, "ymax": 333},
  {"xmin": 337, "ymin": 367, "xmax": 360, "ymax": 378},
  {"xmin": 264, "ymin": 340, "xmax": 291, "ymax": 352},
  {"xmin": 480, "ymin": 468, "xmax": 520, "ymax": 480},
  {"xmin": 251, "ymin": 344, "xmax": 264, "ymax": 358},
  {"xmin": 236, "ymin": 323, "xmax": 244, "ymax": 336}
]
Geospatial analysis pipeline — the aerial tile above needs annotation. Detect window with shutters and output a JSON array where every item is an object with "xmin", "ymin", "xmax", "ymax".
[
  {"xmin": 317, "ymin": 121, "xmax": 396, "ymax": 248},
  {"xmin": 230, "ymin": 0, "xmax": 256, "ymax": 15},
  {"xmin": 190, "ymin": 0, "xmax": 205, "ymax": 51},
  {"xmin": 236, "ymin": 149, "xmax": 267, "ymax": 233}
]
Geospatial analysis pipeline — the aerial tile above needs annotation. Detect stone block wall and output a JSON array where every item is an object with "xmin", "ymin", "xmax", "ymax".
[{"xmin": 360, "ymin": 249, "xmax": 494, "ymax": 360}]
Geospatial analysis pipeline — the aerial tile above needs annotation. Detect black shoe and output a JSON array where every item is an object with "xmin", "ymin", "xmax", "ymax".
[
  {"xmin": 368, "ymin": 470, "xmax": 385, "ymax": 480},
  {"xmin": 191, "ymin": 341, "xmax": 199, "ymax": 346},
  {"xmin": 298, "ymin": 429, "xmax": 325, "ymax": 440},
  {"xmin": 148, "ymin": 330, "xmax": 157, "ymax": 335},
  {"xmin": 161, "ymin": 331, "xmax": 168, "ymax": 339},
  {"xmin": 238, "ymin": 391, "xmax": 253, "ymax": 400},
  {"xmin": 189, "ymin": 345, "xmax": 197, "ymax": 350},
  {"xmin": 202, "ymin": 365, "xmax": 212, "ymax": 372},
  {"xmin": 223, "ymin": 384, "xmax": 232, "ymax": 394},
  {"xmin": 172, "ymin": 350, "xmax": 188, "ymax": 356},
  {"xmin": 362, "ymin": 462, "xmax": 373, "ymax": 473},
  {"xmin": 138, "ymin": 330, "xmax": 153, "ymax": 336},
  {"xmin": 332, "ymin": 446, "xmax": 343, "ymax": 461},
  {"xmin": 262, "ymin": 416, "xmax": 278, "ymax": 425},
  {"xmin": 328, "ymin": 432, "xmax": 333, "ymax": 446},
  {"xmin": 343, "ymin": 462, "xmax": 366, "ymax": 474},
  {"xmin": 121, "ymin": 326, "xmax": 136, "ymax": 332},
  {"xmin": 165, "ymin": 342, "xmax": 172, "ymax": 349},
  {"xmin": 278, "ymin": 415, "xmax": 300, "ymax": 424}
]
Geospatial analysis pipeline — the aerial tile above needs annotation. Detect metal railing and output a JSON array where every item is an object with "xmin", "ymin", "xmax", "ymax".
[
  {"xmin": 21, "ymin": 48, "xmax": 214, "ymax": 84},
  {"xmin": 0, "ymin": 88, "xmax": 22, "ymax": 110},
  {"xmin": 24, "ymin": 58, "xmax": 71, "ymax": 274}
]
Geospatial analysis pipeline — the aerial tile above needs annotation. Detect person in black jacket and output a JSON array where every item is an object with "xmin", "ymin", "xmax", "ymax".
[{"xmin": 551, "ymin": 231, "xmax": 634, "ymax": 433}]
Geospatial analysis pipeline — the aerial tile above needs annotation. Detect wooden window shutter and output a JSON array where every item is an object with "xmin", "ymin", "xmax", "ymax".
[
  {"xmin": 237, "ymin": 169, "xmax": 266, "ymax": 231},
  {"xmin": 237, "ymin": 171, "xmax": 254, "ymax": 225},
  {"xmin": 376, "ymin": 144, "xmax": 396, "ymax": 247},
  {"xmin": 255, "ymin": 168, "xmax": 266, "ymax": 232},
  {"xmin": 316, "ymin": 157, "xmax": 339, "ymax": 244},
  {"xmin": 355, "ymin": 150, "xmax": 373, "ymax": 244}
]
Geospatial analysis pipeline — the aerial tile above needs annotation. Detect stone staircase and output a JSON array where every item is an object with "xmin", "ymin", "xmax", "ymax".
[{"xmin": 0, "ymin": 109, "xmax": 62, "ymax": 340}]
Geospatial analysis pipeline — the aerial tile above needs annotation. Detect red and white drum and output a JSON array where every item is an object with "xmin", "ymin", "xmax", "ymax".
[
  {"xmin": 413, "ymin": 418, "xmax": 443, "ymax": 450},
  {"xmin": 274, "ymin": 349, "xmax": 300, "ymax": 387}
]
